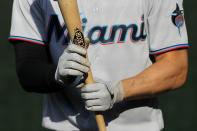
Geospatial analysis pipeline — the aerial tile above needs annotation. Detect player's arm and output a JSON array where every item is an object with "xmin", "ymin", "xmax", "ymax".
[
  {"xmin": 122, "ymin": 49, "xmax": 188, "ymax": 99},
  {"xmin": 81, "ymin": 49, "xmax": 188, "ymax": 111},
  {"xmin": 13, "ymin": 39, "xmax": 90, "ymax": 93},
  {"xmin": 13, "ymin": 41, "xmax": 63, "ymax": 93},
  {"xmin": 10, "ymin": 0, "xmax": 90, "ymax": 93},
  {"xmin": 9, "ymin": 0, "xmax": 62, "ymax": 93}
]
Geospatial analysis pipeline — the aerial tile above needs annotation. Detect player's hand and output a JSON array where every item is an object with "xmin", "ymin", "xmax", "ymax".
[
  {"xmin": 55, "ymin": 41, "xmax": 90, "ymax": 87},
  {"xmin": 81, "ymin": 81, "xmax": 124, "ymax": 111}
]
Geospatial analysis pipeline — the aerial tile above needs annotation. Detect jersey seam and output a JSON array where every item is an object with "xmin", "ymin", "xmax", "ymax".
[
  {"xmin": 150, "ymin": 43, "xmax": 189, "ymax": 55},
  {"xmin": 8, "ymin": 36, "xmax": 46, "ymax": 45}
]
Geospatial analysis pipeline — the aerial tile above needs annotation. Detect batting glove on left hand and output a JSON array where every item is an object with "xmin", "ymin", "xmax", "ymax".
[
  {"xmin": 81, "ymin": 81, "xmax": 124, "ymax": 111},
  {"xmin": 55, "ymin": 39, "xmax": 90, "ymax": 87}
]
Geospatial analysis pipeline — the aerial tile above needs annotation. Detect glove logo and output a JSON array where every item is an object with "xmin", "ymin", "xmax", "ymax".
[
  {"xmin": 73, "ymin": 28, "xmax": 88, "ymax": 49},
  {"xmin": 171, "ymin": 3, "xmax": 184, "ymax": 36}
]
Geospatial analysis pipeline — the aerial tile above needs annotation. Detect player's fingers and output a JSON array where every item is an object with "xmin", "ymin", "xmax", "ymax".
[
  {"xmin": 81, "ymin": 92, "xmax": 100, "ymax": 100},
  {"xmin": 68, "ymin": 53, "xmax": 90, "ymax": 67},
  {"xmin": 66, "ymin": 44, "xmax": 87, "ymax": 56},
  {"xmin": 59, "ymin": 68, "xmax": 83, "ymax": 76},
  {"xmin": 63, "ymin": 61, "xmax": 89, "ymax": 73},
  {"xmin": 81, "ymin": 84, "xmax": 100, "ymax": 93},
  {"xmin": 85, "ymin": 99, "xmax": 102, "ymax": 107},
  {"xmin": 86, "ymin": 105, "xmax": 105, "ymax": 111}
]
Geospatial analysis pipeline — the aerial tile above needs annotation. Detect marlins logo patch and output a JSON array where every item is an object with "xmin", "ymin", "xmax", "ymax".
[{"xmin": 171, "ymin": 3, "xmax": 184, "ymax": 36}]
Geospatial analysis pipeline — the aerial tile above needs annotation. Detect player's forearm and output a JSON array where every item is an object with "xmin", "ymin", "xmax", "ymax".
[
  {"xmin": 122, "ymin": 49, "xmax": 188, "ymax": 100},
  {"xmin": 13, "ymin": 42, "xmax": 64, "ymax": 93},
  {"xmin": 16, "ymin": 62, "xmax": 63, "ymax": 93}
]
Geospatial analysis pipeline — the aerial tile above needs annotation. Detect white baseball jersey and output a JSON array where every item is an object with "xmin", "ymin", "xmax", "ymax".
[{"xmin": 9, "ymin": 0, "xmax": 188, "ymax": 131}]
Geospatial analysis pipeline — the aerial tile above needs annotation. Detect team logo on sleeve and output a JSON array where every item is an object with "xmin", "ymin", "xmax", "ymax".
[{"xmin": 171, "ymin": 3, "xmax": 184, "ymax": 36}]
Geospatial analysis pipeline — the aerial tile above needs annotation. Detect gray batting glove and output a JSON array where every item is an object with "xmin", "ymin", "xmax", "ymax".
[
  {"xmin": 81, "ymin": 81, "xmax": 124, "ymax": 111},
  {"xmin": 55, "ymin": 44, "xmax": 90, "ymax": 87}
]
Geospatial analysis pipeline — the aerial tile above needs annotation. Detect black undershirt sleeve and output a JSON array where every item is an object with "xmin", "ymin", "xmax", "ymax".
[{"xmin": 12, "ymin": 41, "xmax": 64, "ymax": 93}]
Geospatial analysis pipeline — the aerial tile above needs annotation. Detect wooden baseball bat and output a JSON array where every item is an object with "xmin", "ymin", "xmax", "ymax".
[{"xmin": 58, "ymin": 0, "xmax": 106, "ymax": 131}]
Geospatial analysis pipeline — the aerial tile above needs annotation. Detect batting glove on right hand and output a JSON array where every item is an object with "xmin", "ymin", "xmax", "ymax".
[
  {"xmin": 81, "ymin": 81, "xmax": 124, "ymax": 111},
  {"xmin": 55, "ymin": 43, "xmax": 90, "ymax": 87}
]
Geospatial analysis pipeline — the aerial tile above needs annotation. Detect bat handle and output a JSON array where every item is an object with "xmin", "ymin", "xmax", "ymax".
[
  {"xmin": 95, "ymin": 112, "xmax": 107, "ymax": 131},
  {"xmin": 85, "ymin": 56, "xmax": 107, "ymax": 131}
]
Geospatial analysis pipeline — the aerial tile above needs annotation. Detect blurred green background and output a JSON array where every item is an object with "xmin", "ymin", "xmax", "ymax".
[{"xmin": 0, "ymin": 1, "xmax": 196, "ymax": 131}]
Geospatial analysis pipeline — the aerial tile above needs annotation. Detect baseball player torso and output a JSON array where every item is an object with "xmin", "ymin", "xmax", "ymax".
[
  {"xmin": 10, "ymin": 0, "xmax": 188, "ymax": 130},
  {"xmin": 42, "ymin": 1, "xmax": 162, "ymax": 130}
]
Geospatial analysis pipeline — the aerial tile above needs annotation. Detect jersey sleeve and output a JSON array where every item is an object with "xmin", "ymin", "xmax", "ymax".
[
  {"xmin": 147, "ymin": 0, "xmax": 188, "ymax": 55},
  {"xmin": 9, "ymin": 0, "xmax": 46, "ymax": 45}
]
